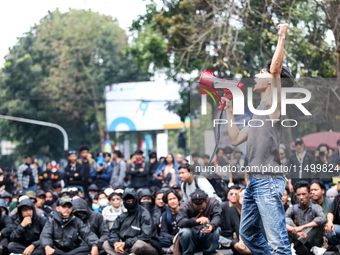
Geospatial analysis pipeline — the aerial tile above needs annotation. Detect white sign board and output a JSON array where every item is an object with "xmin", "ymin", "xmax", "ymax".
[
  {"xmin": 156, "ymin": 133, "xmax": 168, "ymax": 158},
  {"xmin": 106, "ymin": 80, "xmax": 182, "ymax": 131}
]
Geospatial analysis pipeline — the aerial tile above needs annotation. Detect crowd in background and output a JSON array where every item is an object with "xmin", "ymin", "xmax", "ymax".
[{"xmin": 0, "ymin": 139, "xmax": 339, "ymax": 255}]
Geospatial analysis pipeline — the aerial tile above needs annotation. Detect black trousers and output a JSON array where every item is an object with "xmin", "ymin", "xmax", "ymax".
[
  {"xmin": 43, "ymin": 245, "xmax": 91, "ymax": 255},
  {"xmin": 8, "ymin": 242, "xmax": 44, "ymax": 255}
]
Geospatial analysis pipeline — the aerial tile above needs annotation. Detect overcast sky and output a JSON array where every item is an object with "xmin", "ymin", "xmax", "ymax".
[{"xmin": 0, "ymin": 0, "xmax": 160, "ymax": 67}]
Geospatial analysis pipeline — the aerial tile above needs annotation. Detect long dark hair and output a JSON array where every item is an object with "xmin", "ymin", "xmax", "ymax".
[{"xmin": 165, "ymin": 153, "xmax": 175, "ymax": 165}]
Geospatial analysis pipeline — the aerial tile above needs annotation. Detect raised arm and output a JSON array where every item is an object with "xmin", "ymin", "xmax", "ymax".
[
  {"xmin": 222, "ymin": 97, "xmax": 249, "ymax": 146},
  {"xmin": 269, "ymin": 23, "xmax": 289, "ymax": 120}
]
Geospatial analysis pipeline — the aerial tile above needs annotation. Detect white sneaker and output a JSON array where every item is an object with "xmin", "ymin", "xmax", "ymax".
[
  {"xmin": 310, "ymin": 246, "xmax": 326, "ymax": 255},
  {"xmin": 291, "ymin": 243, "xmax": 297, "ymax": 255}
]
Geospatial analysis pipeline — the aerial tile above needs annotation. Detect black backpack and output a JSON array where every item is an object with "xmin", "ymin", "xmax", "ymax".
[{"xmin": 183, "ymin": 175, "xmax": 227, "ymax": 199}]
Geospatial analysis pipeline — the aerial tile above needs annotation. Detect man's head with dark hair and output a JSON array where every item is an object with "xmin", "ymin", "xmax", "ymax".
[
  {"xmin": 337, "ymin": 139, "xmax": 340, "ymax": 146},
  {"xmin": 295, "ymin": 181, "xmax": 310, "ymax": 208},
  {"xmin": 294, "ymin": 181, "xmax": 310, "ymax": 193},
  {"xmin": 79, "ymin": 145, "xmax": 90, "ymax": 153},
  {"xmin": 318, "ymin": 143, "xmax": 330, "ymax": 158},
  {"xmin": 24, "ymin": 156, "xmax": 32, "ymax": 165},
  {"xmin": 310, "ymin": 179, "xmax": 326, "ymax": 202},
  {"xmin": 264, "ymin": 60, "xmax": 294, "ymax": 87},
  {"xmin": 79, "ymin": 145, "xmax": 90, "ymax": 160},
  {"xmin": 112, "ymin": 150, "xmax": 121, "ymax": 159},
  {"xmin": 178, "ymin": 163, "xmax": 192, "ymax": 183},
  {"xmin": 190, "ymin": 189, "xmax": 208, "ymax": 212}
]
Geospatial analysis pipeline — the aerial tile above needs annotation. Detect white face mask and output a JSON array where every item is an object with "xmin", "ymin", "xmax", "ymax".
[
  {"xmin": 98, "ymin": 199, "xmax": 108, "ymax": 208},
  {"xmin": 297, "ymin": 147, "xmax": 304, "ymax": 153}
]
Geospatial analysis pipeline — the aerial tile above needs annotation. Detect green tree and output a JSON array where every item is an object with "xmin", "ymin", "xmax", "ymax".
[{"xmin": 0, "ymin": 9, "xmax": 149, "ymax": 160}]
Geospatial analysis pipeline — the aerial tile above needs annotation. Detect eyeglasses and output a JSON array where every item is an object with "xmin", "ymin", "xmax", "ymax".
[
  {"xmin": 280, "ymin": 153, "xmax": 284, "ymax": 155},
  {"xmin": 295, "ymin": 142, "xmax": 303, "ymax": 146},
  {"xmin": 111, "ymin": 198, "xmax": 121, "ymax": 201},
  {"xmin": 229, "ymin": 193, "xmax": 238, "ymax": 196}
]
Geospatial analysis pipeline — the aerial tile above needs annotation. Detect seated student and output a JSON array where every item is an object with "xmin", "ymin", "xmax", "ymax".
[
  {"xmin": 286, "ymin": 181, "xmax": 326, "ymax": 255},
  {"xmin": 96, "ymin": 192, "xmax": 110, "ymax": 213},
  {"xmin": 159, "ymin": 189, "xmax": 181, "ymax": 251},
  {"xmin": 310, "ymin": 179, "xmax": 331, "ymax": 216},
  {"xmin": 9, "ymin": 196, "xmax": 46, "ymax": 255},
  {"xmin": 104, "ymin": 188, "xmax": 161, "ymax": 255},
  {"xmin": 138, "ymin": 189, "xmax": 161, "ymax": 232},
  {"xmin": 35, "ymin": 189, "xmax": 54, "ymax": 219},
  {"xmin": 9, "ymin": 189, "xmax": 25, "ymax": 212},
  {"xmin": 178, "ymin": 163, "xmax": 222, "ymax": 203},
  {"xmin": 0, "ymin": 198, "xmax": 14, "ymax": 255},
  {"xmin": 177, "ymin": 189, "xmax": 222, "ymax": 255},
  {"xmin": 324, "ymin": 189, "xmax": 340, "ymax": 249},
  {"xmin": 45, "ymin": 190, "xmax": 57, "ymax": 210},
  {"xmin": 40, "ymin": 197, "xmax": 99, "ymax": 255},
  {"xmin": 102, "ymin": 190, "xmax": 126, "ymax": 229},
  {"xmin": 86, "ymin": 184, "xmax": 99, "ymax": 209},
  {"xmin": 155, "ymin": 189, "xmax": 167, "ymax": 214},
  {"xmin": 73, "ymin": 198, "xmax": 109, "ymax": 255},
  {"xmin": 282, "ymin": 187, "xmax": 291, "ymax": 211}
]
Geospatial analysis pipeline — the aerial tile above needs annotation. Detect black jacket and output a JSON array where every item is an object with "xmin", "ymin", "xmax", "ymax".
[
  {"xmin": 128, "ymin": 161, "xmax": 149, "ymax": 189},
  {"xmin": 138, "ymin": 189, "xmax": 161, "ymax": 232},
  {"xmin": 177, "ymin": 197, "xmax": 222, "ymax": 234},
  {"xmin": 64, "ymin": 162, "xmax": 84, "ymax": 187},
  {"xmin": 10, "ymin": 198, "xmax": 46, "ymax": 247},
  {"xmin": 40, "ymin": 211, "xmax": 99, "ymax": 251},
  {"xmin": 286, "ymin": 151, "xmax": 314, "ymax": 185},
  {"xmin": 72, "ymin": 198, "xmax": 109, "ymax": 249},
  {"xmin": 220, "ymin": 202, "xmax": 233, "ymax": 239},
  {"xmin": 109, "ymin": 188, "xmax": 161, "ymax": 252},
  {"xmin": 160, "ymin": 209, "xmax": 179, "ymax": 242},
  {"xmin": 0, "ymin": 199, "xmax": 13, "ymax": 239}
]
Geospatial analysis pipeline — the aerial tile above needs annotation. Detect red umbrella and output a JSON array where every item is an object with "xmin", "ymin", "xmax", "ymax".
[{"xmin": 290, "ymin": 131, "xmax": 340, "ymax": 150}]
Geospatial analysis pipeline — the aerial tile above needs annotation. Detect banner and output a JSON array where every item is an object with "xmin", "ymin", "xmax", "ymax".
[{"xmin": 106, "ymin": 80, "xmax": 182, "ymax": 131}]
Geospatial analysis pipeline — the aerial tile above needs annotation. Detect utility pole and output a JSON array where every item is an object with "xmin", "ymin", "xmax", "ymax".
[{"xmin": 0, "ymin": 115, "xmax": 69, "ymax": 151}]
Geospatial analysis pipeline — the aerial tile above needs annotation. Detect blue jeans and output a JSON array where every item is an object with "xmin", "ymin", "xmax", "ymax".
[
  {"xmin": 325, "ymin": 224, "xmax": 340, "ymax": 245},
  {"xmin": 24, "ymin": 185, "xmax": 37, "ymax": 192},
  {"xmin": 179, "ymin": 227, "xmax": 220, "ymax": 255},
  {"xmin": 240, "ymin": 174, "xmax": 291, "ymax": 255}
]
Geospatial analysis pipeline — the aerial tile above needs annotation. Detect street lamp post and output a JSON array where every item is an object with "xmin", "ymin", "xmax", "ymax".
[{"xmin": 0, "ymin": 115, "xmax": 69, "ymax": 151}]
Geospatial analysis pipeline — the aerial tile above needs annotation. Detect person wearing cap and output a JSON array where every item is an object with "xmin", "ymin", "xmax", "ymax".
[
  {"xmin": 9, "ymin": 189, "xmax": 26, "ymax": 212},
  {"xmin": 102, "ymin": 190, "xmax": 126, "ymax": 229},
  {"xmin": 104, "ymin": 188, "xmax": 161, "ymax": 255},
  {"xmin": 90, "ymin": 152, "xmax": 112, "ymax": 191},
  {"xmin": 159, "ymin": 189, "xmax": 181, "ymax": 250},
  {"xmin": 0, "ymin": 198, "xmax": 13, "ymax": 255},
  {"xmin": 9, "ymin": 196, "xmax": 46, "ymax": 255},
  {"xmin": 39, "ymin": 161, "xmax": 61, "ymax": 192},
  {"xmin": 128, "ymin": 149, "xmax": 149, "ymax": 190},
  {"xmin": 40, "ymin": 196, "xmax": 99, "ymax": 255},
  {"xmin": 10, "ymin": 191, "xmax": 45, "ymax": 221},
  {"xmin": 110, "ymin": 150, "xmax": 127, "ymax": 190},
  {"xmin": 72, "ymin": 198, "xmax": 109, "ymax": 255},
  {"xmin": 287, "ymin": 138, "xmax": 314, "ymax": 196},
  {"xmin": 35, "ymin": 189, "xmax": 54, "ymax": 219},
  {"xmin": 177, "ymin": 189, "xmax": 222, "ymax": 254},
  {"xmin": 171, "ymin": 184, "xmax": 183, "ymax": 196},
  {"xmin": 64, "ymin": 150, "xmax": 84, "ymax": 190},
  {"xmin": 138, "ymin": 189, "xmax": 161, "ymax": 233}
]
